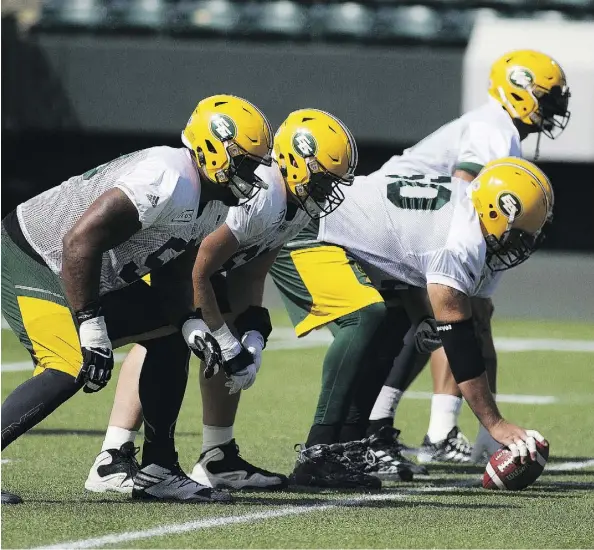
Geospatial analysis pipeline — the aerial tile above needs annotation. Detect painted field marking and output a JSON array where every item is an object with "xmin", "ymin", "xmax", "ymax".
[
  {"xmin": 546, "ymin": 458, "xmax": 594, "ymax": 471},
  {"xmin": 3, "ymin": 329, "xmax": 594, "ymax": 374},
  {"xmin": 31, "ymin": 484, "xmax": 472, "ymax": 550}
]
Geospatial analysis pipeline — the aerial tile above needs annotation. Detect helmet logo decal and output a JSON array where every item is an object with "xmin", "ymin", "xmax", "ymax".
[
  {"xmin": 498, "ymin": 192, "xmax": 523, "ymax": 219},
  {"xmin": 210, "ymin": 114, "xmax": 237, "ymax": 141},
  {"xmin": 508, "ymin": 67, "xmax": 535, "ymax": 90},
  {"xmin": 292, "ymin": 130, "xmax": 318, "ymax": 158}
]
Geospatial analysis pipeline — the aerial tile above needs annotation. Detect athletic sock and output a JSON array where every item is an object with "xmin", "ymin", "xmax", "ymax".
[
  {"xmin": 101, "ymin": 426, "xmax": 137, "ymax": 452},
  {"xmin": 202, "ymin": 425, "xmax": 233, "ymax": 453},
  {"xmin": 1, "ymin": 368, "xmax": 82, "ymax": 450},
  {"xmin": 426, "ymin": 394, "xmax": 463, "ymax": 443},
  {"xmin": 369, "ymin": 386, "xmax": 402, "ymax": 422},
  {"xmin": 139, "ymin": 333, "xmax": 190, "ymax": 468}
]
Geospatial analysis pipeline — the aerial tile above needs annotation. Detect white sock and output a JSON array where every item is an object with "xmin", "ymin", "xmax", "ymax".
[
  {"xmin": 369, "ymin": 386, "xmax": 403, "ymax": 421},
  {"xmin": 101, "ymin": 426, "xmax": 137, "ymax": 452},
  {"xmin": 426, "ymin": 394, "xmax": 463, "ymax": 443},
  {"xmin": 202, "ymin": 425, "xmax": 234, "ymax": 453}
]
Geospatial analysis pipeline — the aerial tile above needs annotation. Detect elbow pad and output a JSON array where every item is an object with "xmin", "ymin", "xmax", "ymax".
[
  {"xmin": 234, "ymin": 306, "xmax": 272, "ymax": 347},
  {"xmin": 436, "ymin": 318, "xmax": 485, "ymax": 384}
]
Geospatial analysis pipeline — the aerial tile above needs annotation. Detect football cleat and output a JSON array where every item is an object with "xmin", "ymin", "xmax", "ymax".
[
  {"xmin": 364, "ymin": 426, "xmax": 427, "ymax": 480},
  {"xmin": 85, "ymin": 441, "xmax": 140, "ymax": 494},
  {"xmin": 417, "ymin": 426, "xmax": 473, "ymax": 464},
  {"xmin": 132, "ymin": 462, "xmax": 233, "ymax": 503},
  {"xmin": 290, "ymin": 443, "xmax": 381, "ymax": 490},
  {"xmin": 1, "ymin": 490, "xmax": 23, "ymax": 504},
  {"xmin": 190, "ymin": 439, "xmax": 288, "ymax": 490}
]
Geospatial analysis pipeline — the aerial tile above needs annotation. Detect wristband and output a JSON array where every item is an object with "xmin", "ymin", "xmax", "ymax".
[
  {"xmin": 234, "ymin": 306, "xmax": 272, "ymax": 347},
  {"xmin": 75, "ymin": 301, "xmax": 102, "ymax": 324},
  {"xmin": 212, "ymin": 323, "xmax": 242, "ymax": 360},
  {"xmin": 78, "ymin": 316, "xmax": 111, "ymax": 349},
  {"xmin": 436, "ymin": 318, "xmax": 485, "ymax": 383}
]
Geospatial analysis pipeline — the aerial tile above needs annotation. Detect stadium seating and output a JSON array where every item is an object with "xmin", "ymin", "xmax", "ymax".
[{"xmin": 31, "ymin": 0, "xmax": 594, "ymax": 43}]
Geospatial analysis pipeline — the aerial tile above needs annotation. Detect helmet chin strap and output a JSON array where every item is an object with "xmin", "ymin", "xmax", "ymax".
[{"xmin": 533, "ymin": 130, "xmax": 542, "ymax": 161}]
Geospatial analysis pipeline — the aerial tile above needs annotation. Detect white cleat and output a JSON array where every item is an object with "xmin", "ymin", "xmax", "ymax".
[
  {"xmin": 190, "ymin": 439, "xmax": 288, "ymax": 490},
  {"xmin": 85, "ymin": 442, "xmax": 139, "ymax": 494},
  {"xmin": 418, "ymin": 427, "xmax": 473, "ymax": 464}
]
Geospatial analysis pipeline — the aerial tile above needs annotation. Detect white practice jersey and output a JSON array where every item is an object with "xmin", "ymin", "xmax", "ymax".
[
  {"xmin": 378, "ymin": 98, "xmax": 521, "ymax": 178},
  {"xmin": 224, "ymin": 163, "xmax": 310, "ymax": 271},
  {"xmin": 17, "ymin": 147, "xmax": 228, "ymax": 295},
  {"xmin": 319, "ymin": 173, "xmax": 495, "ymax": 297}
]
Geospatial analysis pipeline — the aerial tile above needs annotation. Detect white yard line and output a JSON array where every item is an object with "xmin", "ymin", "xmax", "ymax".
[
  {"xmin": 31, "ymin": 485, "xmax": 470, "ymax": 550},
  {"xmin": 2, "ymin": 331, "xmax": 594, "ymax": 374},
  {"xmin": 546, "ymin": 458, "xmax": 594, "ymax": 471}
]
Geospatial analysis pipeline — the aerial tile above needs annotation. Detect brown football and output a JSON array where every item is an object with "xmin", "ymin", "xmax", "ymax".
[{"xmin": 483, "ymin": 440, "xmax": 549, "ymax": 490}]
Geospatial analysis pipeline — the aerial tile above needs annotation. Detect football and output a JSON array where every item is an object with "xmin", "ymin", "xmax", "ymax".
[{"xmin": 483, "ymin": 440, "xmax": 549, "ymax": 490}]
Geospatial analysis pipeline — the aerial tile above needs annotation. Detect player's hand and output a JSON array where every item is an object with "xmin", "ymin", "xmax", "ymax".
[
  {"xmin": 78, "ymin": 346, "xmax": 114, "ymax": 393},
  {"xmin": 489, "ymin": 420, "xmax": 547, "ymax": 464},
  {"xmin": 221, "ymin": 346, "xmax": 258, "ymax": 395},
  {"xmin": 414, "ymin": 317, "xmax": 442, "ymax": 353},
  {"xmin": 241, "ymin": 330, "xmax": 265, "ymax": 372},
  {"xmin": 182, "ymin": 317, "xmax": 223, "ymax": 378},
  {"xmin": 225, "ymin": 363, "xmax": 258, "ymax": 395},
  {"xmin": 75, "ymin": 305, "xmax": 113, "ymax": 393}
]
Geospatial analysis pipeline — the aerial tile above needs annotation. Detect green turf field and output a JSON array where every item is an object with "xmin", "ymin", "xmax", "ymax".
[{"xmin": 2, "ymin": 313, "xmax": 594, "ymax": 549}]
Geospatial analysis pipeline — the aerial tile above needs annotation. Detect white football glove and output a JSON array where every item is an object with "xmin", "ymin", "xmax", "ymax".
[
  {"xmin": 240, "ymin": 330, "xmax": 265, "ymax": 372},
  {"xmin": 508, "ymin": 429, "xmax": 545, "ymax": 462},
  {"xmin": 213, "ymin": 324, "xmax": 259, "ymax": 395},
  {"xmin": 225, "ymin": 363, "xmax": 258, "ymax": 395}
]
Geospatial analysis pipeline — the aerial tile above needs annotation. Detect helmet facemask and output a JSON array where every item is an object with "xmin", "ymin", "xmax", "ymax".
[
  {"xmin": 293, "ymin": 156, "xmax": 354, "ymax": 219},
  {"xmin": 531, "ymin": 84, "xmax": 571, "ymax": 140},
  {"xmin": 200, "ymin": 141, "xmax": 272, "ymax": 200}
]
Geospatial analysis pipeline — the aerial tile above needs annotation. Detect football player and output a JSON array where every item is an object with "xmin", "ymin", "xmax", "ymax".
[
  {"xmin": 0, "ymin": 95, "xmax": 273, "ymax": 504},
  {"xmin": 366, "ymin": 49, "xmax": 570, "ymax": 466},
  {"xmin": 270, "ymin": 157, "xmax": 554, "ymax": 488},
  {"xmin": 83, "ymin": 109, "xmax": 358, "ymax": 493}
]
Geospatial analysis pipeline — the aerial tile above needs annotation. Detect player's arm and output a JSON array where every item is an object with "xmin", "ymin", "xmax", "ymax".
[
  {"xmin": 191, "ymin": 223, "xmax": 257, "ymax": 392},
  {"xmin": 224, "ymin": 248, "xmax": 279, "ymax": 370},
  {"xmin": 427, "ymin": 283, "xmax": 545, "ymax": 462},
  {"xmin": 193, "ymin": 224, "xmax": 240, "ymax": 330},
  {"xmin": 62, "ymin": 188, "xmax": 141, "ymax": 310},
  {"xmin": 452, "ymin": 169, "xmax": 476, "ymax": 182},
  {"xmin": 61, "ymin": 188, "xmax": 141, "ymax": 392}
]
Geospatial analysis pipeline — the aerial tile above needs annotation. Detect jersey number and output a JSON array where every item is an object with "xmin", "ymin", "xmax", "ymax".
[
  {"xmin": 386, "ymin": 175, "xmax": 452, "ymax": 211},
  {"xmin": 119, "ymin": 237, "xmax": 189, "ymax": 284}
]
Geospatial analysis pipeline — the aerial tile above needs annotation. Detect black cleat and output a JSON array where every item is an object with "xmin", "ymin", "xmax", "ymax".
[
  {"xmin": 132, "ymin": 461, "xmax": 233, "ymax": 503},
  {"xmin": 363, "ymin": 426, "xmax": 426, "ymax": 480},
  {"xmin": 190, "ymin": 439, "xmax": 288, "ymax": 490},
  {"xmin": 417, "ymin": 426, "xmax": 472, "ymax": 464},
  {"xmin": 1, "ymin": 490, "xmax": 23, "ymax": 504},
  {"xmin": 290, "ymin": 443, "xmax": 382, "ymax": 490},
  {"xmin": 85, "ymin": 441, "xmax": 140, "ymax": 493}
]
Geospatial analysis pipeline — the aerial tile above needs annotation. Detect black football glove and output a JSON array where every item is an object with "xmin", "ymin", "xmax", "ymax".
[
  {"xmin": 75, "ymin": 303, "xmax": 114, "ymax": 393},
  {"xmin": 181, "ymin": 314, "xmax": 224, "ymax": 379},
  {"xmin": 78, "ymin": 346, "xmax": 114, "ymax": 393}
]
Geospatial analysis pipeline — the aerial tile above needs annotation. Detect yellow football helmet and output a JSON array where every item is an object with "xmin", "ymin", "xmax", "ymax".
[
  {"xmin": 489, "ymin": 50, "xmax": 570, "ymax": 140},
  {"xmin": 469, "ymin": 157, "xmax": 554, "ymax": 272},
  {"xmin": 274, "ymin": 109, "xmax": 358, "ymax": 219},
  {"xmin": 182, "ymin": 94, "xmax": 273, "ymax": 199}
]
